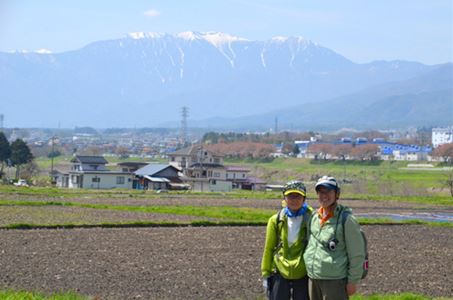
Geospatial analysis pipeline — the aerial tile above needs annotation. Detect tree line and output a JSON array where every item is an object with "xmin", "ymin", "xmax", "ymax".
[{"xmin": 0, "ymin": 132, "xmax": 34, "ymax": 180}]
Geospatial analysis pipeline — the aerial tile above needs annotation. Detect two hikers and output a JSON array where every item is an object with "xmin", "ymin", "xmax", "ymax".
[{"xmin": 262, "ymin": 176, "xmax": 366, "ymax": 300}]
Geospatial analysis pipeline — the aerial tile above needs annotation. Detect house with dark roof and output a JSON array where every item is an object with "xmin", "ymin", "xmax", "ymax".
[
  {"xmin": 62, "ymin": 155, "xmax": 133, "ymax": 189},
  {"xmin": 133, "ymin": 163, "xmax": 187, "ymax": 190}
]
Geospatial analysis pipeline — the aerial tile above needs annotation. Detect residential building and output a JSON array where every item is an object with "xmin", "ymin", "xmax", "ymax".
[
  {"xmin": 168, "ymin": 145, "xmax": 232, "ymax": 192},
  {"xmin": 432, "ymin": 127, "xmax": 453, "ymax": 148},
  {"xmin": 168, "ymin": 144, "xmax": 224, "ymax": 169},
  {"xmin": 64, "ymin": 156, "xmax": 133, "ymax": 189},
  {"xmin": 226, "ymin": 166, "xmax": 249, "ymax": 188},
  {"xmin": 134, "ymin": 163, "xmax": 186, "ymax": 190}
]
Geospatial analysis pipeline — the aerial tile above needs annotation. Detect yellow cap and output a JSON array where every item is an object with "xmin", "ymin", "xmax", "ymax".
[{"xmin": 283, "ymin": 189, "xmax": 306, "ymax": 197}]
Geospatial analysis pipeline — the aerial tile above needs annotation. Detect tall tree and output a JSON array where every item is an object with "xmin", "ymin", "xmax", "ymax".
[
  {"xmin": 10, "ymin": 139, "xmax": 33, "ymax": 179},
  {"xmin": 0, "ymin": 132, "xmax": 11, "ymax": 178}
]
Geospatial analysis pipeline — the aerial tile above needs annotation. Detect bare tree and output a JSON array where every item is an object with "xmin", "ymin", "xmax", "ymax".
[{"xmin": 432, "ymin": 143, "xmax": 453, "ymax": 163}]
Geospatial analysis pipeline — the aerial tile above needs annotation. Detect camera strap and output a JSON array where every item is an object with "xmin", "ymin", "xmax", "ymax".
[{"xmin": 310, "ymin": 206, "xmax": 345, "ymax": 251}]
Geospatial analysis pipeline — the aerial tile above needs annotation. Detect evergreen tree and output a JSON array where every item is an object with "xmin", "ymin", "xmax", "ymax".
[
  {"xmin": 293, "ymin": 144, "xmax": 300, "ymax": 156},
  {"xmin": 10, "ymin": 139, "xmax": 33, "ymax": 179},
  {"xmin": 0, "ymin": 132, "xmax": 11, "ymax": 178}
]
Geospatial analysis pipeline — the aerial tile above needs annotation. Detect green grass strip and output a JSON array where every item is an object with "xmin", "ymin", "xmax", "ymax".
[
  {"xmin": 0, "ymin": 289, "xmax": 88, "ymax": 300},
  {"xmin": 342, "ymin": 194, "xmax": 453, "ymax": 206},
  {"xmin": 0, "ymin": 185, "xmax": 281, "ymax": 199},
  {"xmin": 0, "ymin": 200, "xmax": 275, "ymax": 222},
  {"xmin": 351, "ymin": 293, "xmax": 453, "ymax": 300}
]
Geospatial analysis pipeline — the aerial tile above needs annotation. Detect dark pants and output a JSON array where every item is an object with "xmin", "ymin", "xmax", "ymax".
[
  {"xmin": 269, "ymin": 274, "xmax": 309, "ymax": 300},
  {"xmin": 308, "ymin": 278, "xmax": 348, "ymax": 300}
]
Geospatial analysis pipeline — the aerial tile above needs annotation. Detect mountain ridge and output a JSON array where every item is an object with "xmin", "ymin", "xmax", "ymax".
[{"xmin": 0, "ymin": 32, "xmax": 446, "ymax": 128}]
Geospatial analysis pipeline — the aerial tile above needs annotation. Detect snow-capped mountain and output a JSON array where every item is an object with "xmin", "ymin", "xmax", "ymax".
[{"xmin": 0, "ymin": 32, "xmax": 439, "ymax": 128}]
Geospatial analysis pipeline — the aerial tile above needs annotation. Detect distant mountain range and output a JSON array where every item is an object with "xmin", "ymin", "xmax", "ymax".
[
  {"xmin": 193, "ymin": 63, "xmax": 453, "ymax": 130},
  {"xmin": 0, "ymin": 31, "xmax": 451, "ymax": 129}
]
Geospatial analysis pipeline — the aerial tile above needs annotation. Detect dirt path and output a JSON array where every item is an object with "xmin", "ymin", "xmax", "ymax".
[{"xmin": 0, "ymin": 225, "xmax": 451, "ymax": 299}]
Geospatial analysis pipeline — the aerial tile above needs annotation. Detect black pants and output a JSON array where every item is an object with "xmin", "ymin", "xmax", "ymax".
[{"xmin": 269, "ymin": 274, "xmax": 309, "ymax": 300}]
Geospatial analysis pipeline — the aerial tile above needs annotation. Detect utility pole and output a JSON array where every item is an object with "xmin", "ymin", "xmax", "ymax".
[
  {"xmin": 180, "ymin": 106, "xmax": 189, "ymax": 147},
  {"xmin": 50, "ymin": 135, "xmax": 56, "ymax": 184},
  {"xmin": 0, "ymin": 114, "xmax": 4, "ymax": 132}
]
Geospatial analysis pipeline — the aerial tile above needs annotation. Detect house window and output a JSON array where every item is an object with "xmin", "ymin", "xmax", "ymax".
[
  {"xmin": 211, "ymin": 179, "xmax": 216, "ymax": 185},
  {"xmin": 202, "ymin": 170, "xmax": 207, "ymax": 177},
  {"xmin": 243, "ymin": 174, "xmax": 245, "ymax": 178},
  {"xmin": 171, "ymin": 157, "xmax": 175, "ymax": 162},
  {"xmin": 208, "ymin": 170, "xmax": 212, "ymax": 177},
  {"xmin": 92, "ymin": 177, "xmax": 100, "ymax": 183},
  {"xmin": 214, "ymin": 158, "xmax": 220, "ymax": 164},
  {"xmin": 226, "ymin": 173, "xmax": 229, "ymax": 179},
  {"xmin": 122, "ymin": 168, "xmax": 128, "ymax": 172},
  {"xmin": 71, "ymin": 175, "xmax": 78, "ymax": 184},
  {"xmin": 214, "ymin": 172, "xmax": 220, "ymax": 178},
  {"xmin": 116, "ymin": 176, "xmax": 125, "ymax": 184}
]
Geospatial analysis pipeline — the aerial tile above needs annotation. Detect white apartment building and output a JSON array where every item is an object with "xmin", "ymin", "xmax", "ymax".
[{"xmin": 432, "ymin": 127, "xmax": 453, "ymax": 148}]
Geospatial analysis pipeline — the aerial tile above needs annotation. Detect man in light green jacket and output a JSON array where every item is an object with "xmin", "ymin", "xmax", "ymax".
[
  {"xmin": 261, "ymin": 180, "xmax": 313, "ymax": 300},
  {"xmin": 303, "ymin": 176, "xmax": 365, "ymax": 300}
]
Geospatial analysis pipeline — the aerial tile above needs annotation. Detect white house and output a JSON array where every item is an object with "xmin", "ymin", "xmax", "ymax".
[{"xmin": 66, "ymin": 156, "xmax": 133, "ymax": 189}]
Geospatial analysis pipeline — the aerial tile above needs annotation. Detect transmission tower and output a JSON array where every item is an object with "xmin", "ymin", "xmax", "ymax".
[
  {"xmin": 180, "ymin": 106, "xmax": 189, "ymax": 146},
  {"xmin": 274, "ymin": 116, "xmax": 278, "ymax": 134}
]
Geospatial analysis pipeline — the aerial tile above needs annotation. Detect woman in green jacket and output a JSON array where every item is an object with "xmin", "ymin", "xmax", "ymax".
[
  {"xmin": 303, "ymin": 176, "xmax": 365, "ymax": 300},
  {"xmin": 261, "ymin": 180, "xmax": 313, "ymax": 300}
]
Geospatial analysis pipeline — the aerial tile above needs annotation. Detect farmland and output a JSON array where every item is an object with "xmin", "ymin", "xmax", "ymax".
[
  {"xmin": 0, "ymin": 186, "xmax": 452, "ymax": 299},
  {"xmin": 1, "ymin": 157, "xmax": 453, "ymax": 299}
]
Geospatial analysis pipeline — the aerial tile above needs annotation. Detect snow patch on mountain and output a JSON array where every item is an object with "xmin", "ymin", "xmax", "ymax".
[
  {"xmin": 128, "ymin": 32, "xmax": 165, "ymax": 39},
  {"xmin": 34, "ymin": 49, "xmax": 52, "ymax": 54}
]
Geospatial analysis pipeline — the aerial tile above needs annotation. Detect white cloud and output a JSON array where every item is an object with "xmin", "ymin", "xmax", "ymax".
[{"xmin": 144, "ymin": 9, "xmax": 160, "ymax": 18}]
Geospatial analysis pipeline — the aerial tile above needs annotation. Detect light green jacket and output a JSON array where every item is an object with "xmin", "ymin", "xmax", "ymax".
[
  {"xmin": 303, "ymin": 204, "xmax": 365, "ymax": 284},
  {"xmin": 261, "ymin": 207, "xmax": 313, "ymax": 279}
]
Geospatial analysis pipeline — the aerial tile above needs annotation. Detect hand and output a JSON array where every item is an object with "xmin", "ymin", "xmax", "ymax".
[
  {"xmin": 346, "ymin": 283, "xmax": 357, "ymax": 296},
  {"xmin": 262, "ymin": 277, "xmax": 269, "ymax": 289}
]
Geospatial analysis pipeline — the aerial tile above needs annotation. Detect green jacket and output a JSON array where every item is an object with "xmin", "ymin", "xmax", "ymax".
[
  {"xmin": 261, "ymin": 206, "xmax": 313, "ymax": 279},
  {"xmin": 303, "ymin": 204, "xmax": 365, "ymax": 284}
]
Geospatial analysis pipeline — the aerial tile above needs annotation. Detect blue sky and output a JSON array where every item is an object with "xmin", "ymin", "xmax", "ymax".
[{"xmin": 0, "ymin": 0, "xmax": 452, "ymax": 64}]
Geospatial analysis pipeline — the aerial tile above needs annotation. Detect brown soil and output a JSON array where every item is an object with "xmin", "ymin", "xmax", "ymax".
[
  {"xmin": 0, "ymin": 206, "xmax": 214, "ymax": 226},
  {"xmin": 0, "ymin": 225, "xmax": 451, "ymax": 300}
]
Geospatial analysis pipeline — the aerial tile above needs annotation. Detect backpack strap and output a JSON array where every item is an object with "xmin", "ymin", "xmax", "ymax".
[
  {"xmin": 341, "ymin": 210, "xmax": 351, "ymax": 227},
  {"xmin": 303, "ymin": 207, "xmax": 315, "ymax": 246},
  {"xmin": 273, "ymin": 209, "xmax": 285, "ymax": 255}
]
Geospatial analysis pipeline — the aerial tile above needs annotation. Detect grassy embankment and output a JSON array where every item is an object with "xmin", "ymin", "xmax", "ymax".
[{"xmin": 227, "ymin": 158, "xmax": 453, "ymax": 203}]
